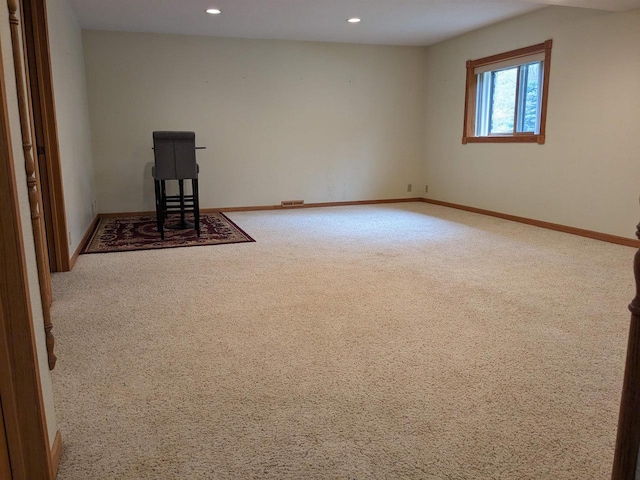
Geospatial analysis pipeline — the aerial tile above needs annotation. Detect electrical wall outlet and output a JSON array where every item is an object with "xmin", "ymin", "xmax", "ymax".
[
  {"xmin": 425, "ymin": 185, "xmax": 429, "ymax": 193},
  {"xmin": 407, "ymin": 184, "xmax": 412, "ymax": 193}
]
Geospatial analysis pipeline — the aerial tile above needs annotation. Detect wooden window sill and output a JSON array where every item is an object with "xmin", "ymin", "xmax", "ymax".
[{"xmin": 462, "ymin": 134, "xmax": 545, "ymax": 144}]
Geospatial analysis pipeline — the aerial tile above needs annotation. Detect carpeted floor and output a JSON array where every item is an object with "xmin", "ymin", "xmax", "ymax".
[{"xmin": 51, "ymin": 202, "xmax": 635, "ymax": 479}]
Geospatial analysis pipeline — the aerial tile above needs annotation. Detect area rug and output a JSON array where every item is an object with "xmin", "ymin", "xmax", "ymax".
[{"xmin": 82, "ymin": 213, "xmax": 254, "ymax": 254}]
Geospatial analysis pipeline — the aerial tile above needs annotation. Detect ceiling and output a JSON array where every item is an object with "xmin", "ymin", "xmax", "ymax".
[{"xmin": 68, "ymin": 0, "xmax": 640, "ymax": 46}]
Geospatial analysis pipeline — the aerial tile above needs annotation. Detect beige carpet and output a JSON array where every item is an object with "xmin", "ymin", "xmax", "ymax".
[{"xmin": 51, "ymin": 202, "xmax": 634, "ymax": 479}]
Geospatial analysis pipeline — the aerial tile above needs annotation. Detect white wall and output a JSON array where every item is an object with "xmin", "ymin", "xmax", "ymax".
[
  {"xmin": 0, "ymin": 4, "xmax": 57, "ymax": 446},
  {"xmin": 47, "ymin": 0, "xmax": 96, "ymax": 253},
  {"xmin": 424, "ymin": 6, "xmax": 640, "ymax": 239},
  {"xmin": 82, "ymin": 31, "xmax": 428, "ymax": 213}
]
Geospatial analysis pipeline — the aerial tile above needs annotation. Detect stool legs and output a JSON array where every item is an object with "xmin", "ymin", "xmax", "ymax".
[
  {"xmin": 154, "ymin": 178, "xmax": 199, "ymax": 239},
  {"xmin": 193, "ymin": 179, "xmax": 200, "ymax": 237},
  {"xmin": 178, "ymin": 180, "xmax": 186, "ymax": 227},
  {"xmin": 154, "ymin": 179, "xmax": 164, "ymax": 240}
]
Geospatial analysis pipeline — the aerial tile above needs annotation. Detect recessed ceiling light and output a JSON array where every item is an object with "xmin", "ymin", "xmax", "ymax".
[
  {"xmin": 347, "ymin": 18, "xmax": 361, "ymax": 23},
  {"xmin": 206, "ymin": 8, "xmax": 221, "ymax": 15}
]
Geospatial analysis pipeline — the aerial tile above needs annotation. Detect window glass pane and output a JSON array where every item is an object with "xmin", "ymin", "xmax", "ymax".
[
  {"xmin": 521, "ymin": 62, "xmax": 540, "ymax": 133},
  {"xmin": 489, "ymin": 67, "xmax": 517, "ymax": 134}
]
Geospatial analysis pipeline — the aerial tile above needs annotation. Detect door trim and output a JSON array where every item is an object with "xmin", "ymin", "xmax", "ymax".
[
  {"xmin": 8, "ymin": 0, "xmax": 56, "ymax": 368},
  {"xmin": 0, "ymin": 7, "xmax": 54, "ymax": 476},
  {"xmin": 20, "ymin": 0, "xmax": 69, "ymax": 273},
  {"xmin": 50, "ymin": 430, "xmax": 62, "ymax": 476}
]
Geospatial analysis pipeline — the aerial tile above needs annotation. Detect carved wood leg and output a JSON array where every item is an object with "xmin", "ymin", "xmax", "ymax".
[
  {"xmin": 43, "ymin": 310, "xmax": 56, "ymax": 370},
  {"xmin": 8, "ymin": 0, "xmax": 56, "ymax": 370},
  {"xmin": 611, "ymin": 223, "xmax": 640, "ymax": 479}
]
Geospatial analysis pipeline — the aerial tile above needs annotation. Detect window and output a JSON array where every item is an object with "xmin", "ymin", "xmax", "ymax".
[{"xmin": 462, "ymin": 40, "xmax": 552, "ymax": 144}]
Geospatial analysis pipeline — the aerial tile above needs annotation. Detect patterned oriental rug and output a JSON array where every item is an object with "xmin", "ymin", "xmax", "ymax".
[{"xmin": 82, "ymin": 213, "xmax": 254, "ymax": 254}]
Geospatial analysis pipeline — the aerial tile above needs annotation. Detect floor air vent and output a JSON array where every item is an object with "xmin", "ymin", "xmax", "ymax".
[{"xmin": 281, "ymin": 200, "xmax": 304, "ymax": 208}]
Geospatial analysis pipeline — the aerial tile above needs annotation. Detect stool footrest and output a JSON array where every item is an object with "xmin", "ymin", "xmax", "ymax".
[{"xmin": 153, "ymin": 178, "xmax": 201, "ymax": 240}]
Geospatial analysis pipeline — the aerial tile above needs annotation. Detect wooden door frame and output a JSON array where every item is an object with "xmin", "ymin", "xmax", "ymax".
[
  {"xmin": 19, "ymin": 0, "xmax": 69, "ymax": 273},
  {"xmin": 7, "ymin": 0, "xmax": 56, "ymax": 369},
  {"xmin": 0, "ymin": 401, "xmax": 12, "ymax": 479},
  {"xmin": 0, "ymin": 20, "xmax": 54, "ymax": 479}
]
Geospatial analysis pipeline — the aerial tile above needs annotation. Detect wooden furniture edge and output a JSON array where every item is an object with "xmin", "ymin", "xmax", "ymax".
[
  {"xmin": 69, "ymin": 215, "xmax": 98, "ymax": 269},
  {"xmin": 50, "ymin": 430, "xmax": 62, "ymax": 476},
  {"xmin": 611, "ymin": 222, "xmax": 640, "ymax": 479},
  {"xmin": 421, "ymin": 198, "xmax": 640, "ymax": 248},
  {"xmin": 98, "ymin": 198, "xmax": 424, "ymax": 218}
]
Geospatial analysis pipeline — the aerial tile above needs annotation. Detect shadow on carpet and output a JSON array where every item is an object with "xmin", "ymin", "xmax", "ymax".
[{"xmin": 82, "ymin": 213, "xmax": 255, "ymax": 254}]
